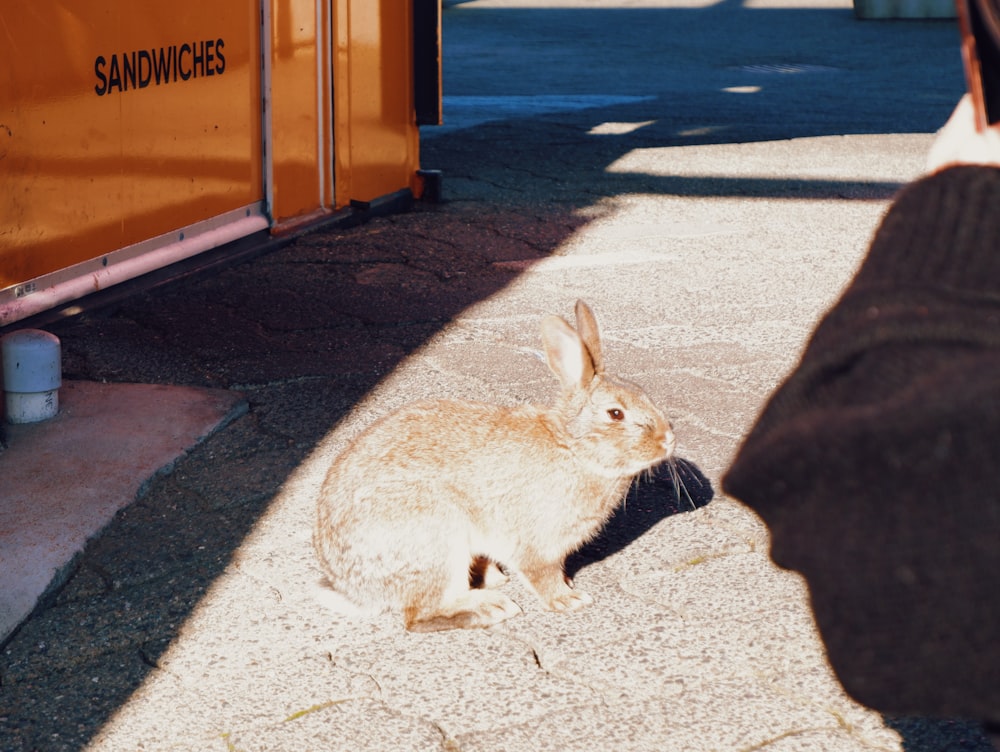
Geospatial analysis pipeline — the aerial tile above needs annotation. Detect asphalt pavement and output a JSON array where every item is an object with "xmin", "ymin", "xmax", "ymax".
[{"xmin": 2, "ymin": 1, "xmax": 994, "ymax": 750}]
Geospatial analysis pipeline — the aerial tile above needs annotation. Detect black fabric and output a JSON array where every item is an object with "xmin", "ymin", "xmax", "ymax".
[{"xmin": 723, "ymin": 165, "xmax": 1000, "ymax": 723}]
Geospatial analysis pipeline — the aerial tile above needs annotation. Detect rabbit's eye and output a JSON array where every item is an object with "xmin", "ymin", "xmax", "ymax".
[{"xmin": 607, "ymin": 408, "xmax": 625, "ymax": 422}]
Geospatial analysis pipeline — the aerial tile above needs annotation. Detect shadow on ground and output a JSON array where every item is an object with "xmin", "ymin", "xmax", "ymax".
[
  {"xmin": 567, "ymin": 458, "xmax": 714, "ymax": 578},
  {"xmin": 886, "ymin": 716, "xmax": 996, "ymax": 752}
]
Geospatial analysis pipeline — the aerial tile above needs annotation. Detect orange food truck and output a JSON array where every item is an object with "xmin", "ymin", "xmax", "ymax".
[{"xmin": 0, "ymin": 0, "xmax": 441, "ymax": 327}]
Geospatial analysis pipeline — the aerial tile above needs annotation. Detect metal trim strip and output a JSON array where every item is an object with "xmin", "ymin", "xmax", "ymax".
[{"xmin": 0, "ymin": 203, "xmax": 269, "ymax": 327}]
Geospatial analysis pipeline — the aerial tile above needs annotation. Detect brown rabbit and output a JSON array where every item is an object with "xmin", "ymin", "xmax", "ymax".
[{"xmin": 313, "ymin": 300, "xmax": 675, "ymax": 632}]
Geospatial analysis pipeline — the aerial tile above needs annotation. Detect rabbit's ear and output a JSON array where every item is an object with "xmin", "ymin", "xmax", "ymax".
[
  {"xmin": 542, "ymin": 314, "xmax": 596, "ymax": 390},
  {"xmin": 574, "ymin": 300, "xmax": 604, "ymax": 375}
]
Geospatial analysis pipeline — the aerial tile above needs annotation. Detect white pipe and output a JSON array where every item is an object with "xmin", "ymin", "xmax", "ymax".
[{"xmin": 2, "ymin": 329, "xmax": 61, "ymax": 423}]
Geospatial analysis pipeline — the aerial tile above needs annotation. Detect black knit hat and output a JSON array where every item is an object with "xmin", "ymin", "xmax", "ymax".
[{"xmin": 723, "ymin": 166, "xmax": 1000, "ymax": 722}]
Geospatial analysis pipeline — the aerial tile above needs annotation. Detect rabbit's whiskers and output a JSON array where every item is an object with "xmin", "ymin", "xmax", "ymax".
[{"xmin": 664, "ymin": 456, "xmax": 699, "ymax": 510}]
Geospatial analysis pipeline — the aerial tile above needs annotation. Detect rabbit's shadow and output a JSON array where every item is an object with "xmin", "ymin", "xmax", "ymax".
[{"xmin": 566, "ymin": 457, "xmax": 713, "ymax": 578}]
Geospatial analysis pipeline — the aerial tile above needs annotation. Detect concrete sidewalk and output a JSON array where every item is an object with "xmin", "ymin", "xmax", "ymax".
[{"xmin": 2, "ymin": 1, "xmax": 992, "ymax": 750}]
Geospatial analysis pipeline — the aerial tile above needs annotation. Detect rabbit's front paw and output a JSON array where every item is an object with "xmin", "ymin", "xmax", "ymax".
[
  {"xmin": 547, "ymin": 589, "xmax": 594, "ymax": 612},
  {"xmin": 524, "ymin": 564, "xmax": 594, "ymax": 612}
]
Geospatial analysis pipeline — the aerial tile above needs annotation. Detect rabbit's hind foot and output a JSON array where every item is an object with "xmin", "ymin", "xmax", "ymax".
[
  {"xmin": 404, "ymin": 590, "xmax": 522, "ymax": 632},
  {"xmin": 547, "ymin": 588, "xmax": 594, "ymax": 612}
]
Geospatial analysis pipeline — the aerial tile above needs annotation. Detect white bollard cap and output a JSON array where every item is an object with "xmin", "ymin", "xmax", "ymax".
[{"xmin": 2, "ymin": 329, "xmax": 62, "ymax": 424}]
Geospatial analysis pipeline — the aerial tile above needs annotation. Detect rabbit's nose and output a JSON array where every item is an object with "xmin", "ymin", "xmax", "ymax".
[{"xmin": 662, "ymin": 427, "xmax": 676, "ymax": 458}]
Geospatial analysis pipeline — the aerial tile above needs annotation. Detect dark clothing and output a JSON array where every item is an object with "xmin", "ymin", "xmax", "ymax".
[{"xmin": 723, "ymin": 165, "xmax": 1000, "ymax": 723}]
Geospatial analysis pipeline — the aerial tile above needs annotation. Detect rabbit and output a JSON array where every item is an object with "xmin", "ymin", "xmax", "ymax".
[{"xmin": 313, "ymin": 300, "xmax": 675, "ymax": 632}]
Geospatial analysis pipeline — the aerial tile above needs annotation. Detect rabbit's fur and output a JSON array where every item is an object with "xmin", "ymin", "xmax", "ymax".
[{"xmin": 313, "ymin": 300, "xmax": 675, "ymax": 632}]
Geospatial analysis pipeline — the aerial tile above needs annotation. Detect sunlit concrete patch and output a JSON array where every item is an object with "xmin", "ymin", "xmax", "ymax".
[
  {"xmin": 332, "ymin": 627, "xmax": 603, "ymax": 734},
  {"xmin": 590, "ymin": 220, "xmax": 736, "ymax": 240},
  {"xmin": 604, "ymin": 133, "xmax": 933, "ymax": 185},
  {"xmin": 421, "ymin": 94, "xmax": 658, "ymax": 136},
  {"xmin": 0, "ymin": 380, "xmax": 245, "ymax": 642},
  {"xmin": 452, "ymin": 676, "xmax": 878, "ymax": 752},
  {"xmin": 628, "ymin": 550, "xmax": 810, "ymax": 621},
  {"xmin": 587, "ymin": 120, "xmax": 657, "ymax": 135},
  {"xmin": 222, "ymin": 699, "xmax": 448, "ymax": 752}
]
